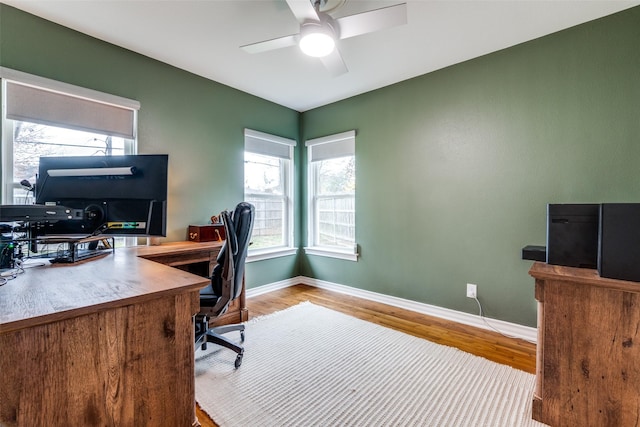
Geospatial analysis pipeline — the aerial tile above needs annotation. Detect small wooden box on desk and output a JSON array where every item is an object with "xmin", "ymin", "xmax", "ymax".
[
  {"xmin": 530, "ymin": 262, "xmax": 640, "ymax": 426},
  {"xmin": 188, "ymin": 224, "xmax": 225, "ymax": 243},
  {"xmin": 136, "ymin": 241, "xmax": 248, "ymax": 326}
]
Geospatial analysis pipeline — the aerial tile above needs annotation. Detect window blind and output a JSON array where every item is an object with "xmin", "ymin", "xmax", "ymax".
[
  {"xmin": 6, "ymin": 81, "xmax": 137, "ymax": 139},
  {"xmin": 306, "ymin": 130, "xmax": 355, "ymax": 162},
  {"xmin": 244, "ymin": 129, "xmax": 296, "ymax": 159}
]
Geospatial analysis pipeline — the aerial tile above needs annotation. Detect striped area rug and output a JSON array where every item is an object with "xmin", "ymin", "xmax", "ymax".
[{"xmin": 195, "ymin": 302, "xmax": 547, "ymax": 426}]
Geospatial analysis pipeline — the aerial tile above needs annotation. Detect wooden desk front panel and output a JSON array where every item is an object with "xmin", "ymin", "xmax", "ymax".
[
  {"xmin": 532, "ymin": 262, "xmax": 640, "ymax": 427},
  {"xmin": 0, "ymin": 290, "xmax": 199, "ymax": 427},
  {"xmin": 137, "ymin": 241, "xmax": 248, "ymax": 326},
  {"xmin": 0, "ymin": 249, "xmax": 207, "ymax": 427}
]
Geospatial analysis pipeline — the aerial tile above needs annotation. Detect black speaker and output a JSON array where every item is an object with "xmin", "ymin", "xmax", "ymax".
[
  {"xmin": 147, "ymin": 200, "xmax": 167, "ymax": 237},
  {"xmin": 522, "ymin": 245, "xmax": 546, "ymax": 262},
  {"xmin": 547, "ymin": 204, "xmax": 599, "ymax": 268},
  {"xmin": 598, "ymin": 203, "xmax": 640, "ymax": 282}
]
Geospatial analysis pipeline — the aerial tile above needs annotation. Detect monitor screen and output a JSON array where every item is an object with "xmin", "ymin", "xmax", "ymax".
[{"xmin": 34, "ymin": 154, "xmax": 168, "ymax": 236}]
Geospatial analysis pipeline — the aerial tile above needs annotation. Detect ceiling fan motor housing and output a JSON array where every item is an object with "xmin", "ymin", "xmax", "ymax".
[{"xmin": 301, "ymin": 12, "xmax": 339, "ymax": 39}]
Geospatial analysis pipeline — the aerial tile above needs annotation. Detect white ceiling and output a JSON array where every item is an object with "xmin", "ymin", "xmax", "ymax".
[{"xmin": 3, "ymin": 0, "xmax": 639, "ymax": 112}]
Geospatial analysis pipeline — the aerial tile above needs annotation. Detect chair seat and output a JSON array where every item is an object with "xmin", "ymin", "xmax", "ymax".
[{"xmin": 199, "ymin": 283, "xmax": 220, "ymax": 307}]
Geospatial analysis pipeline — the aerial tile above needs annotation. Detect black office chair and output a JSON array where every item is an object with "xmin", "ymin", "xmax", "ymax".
[{"xmin": 195, "ymin": 202, "xmax": 255, "ymax": 368}]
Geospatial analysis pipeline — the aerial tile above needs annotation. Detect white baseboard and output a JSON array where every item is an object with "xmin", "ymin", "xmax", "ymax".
[
  {"xmin": 247, "ymin": 276, "xmax": 538, "ymax": 344},
  {"xmin": 246, "ymin": 276, "xmax": 303, "ymax": 297}
]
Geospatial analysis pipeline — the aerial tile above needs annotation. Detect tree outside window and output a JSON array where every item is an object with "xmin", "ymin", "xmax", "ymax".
[
  {"xmin": 306, "ymin": 130, "xmax": 357, "ymax": 260},
  {"xmin": 9, "ymin": 121, "xmax": 127, "ymax": 204},
  {"xmin": 243, "ymin": 129, "xmax": 295, "ymax": 256}
]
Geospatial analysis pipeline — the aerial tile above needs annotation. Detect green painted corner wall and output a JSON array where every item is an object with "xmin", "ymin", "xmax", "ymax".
[
  {"xmin": 0, "ymin": 4, "xmax": 300, "ymax": 287},
  {"xmin": 300, "ymin": 6, "xmax": 640, "ymax": 327},
  {"xmin": 3, "ymin": 4, "xmax": 640, "ymax": 327}
]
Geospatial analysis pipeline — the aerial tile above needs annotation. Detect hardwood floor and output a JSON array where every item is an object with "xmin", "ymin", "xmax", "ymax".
[{"xmin": 196, "ymin": 284, "xmax": 537, "ymax": 427}]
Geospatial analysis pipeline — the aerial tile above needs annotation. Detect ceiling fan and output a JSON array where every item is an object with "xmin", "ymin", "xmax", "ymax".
[{"xmin": 240, "ymin": 0, "xmax": 407, "ymax": 76}]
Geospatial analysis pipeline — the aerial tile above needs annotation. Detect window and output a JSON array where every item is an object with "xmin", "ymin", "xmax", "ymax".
[
  {"xmin": 1, "ymin": 68, "xmax": 139, "ymax": 244},
  {"xmin": 244, "ymin": 129, "xmax": 296, "ymax": 260},
  {"xmin": 7, "ymin": 124, "xmax": 133, "ymax": 204},
  {"xmin": 305, "ymin": 130, "xmax": 357, "ymax": 261}
]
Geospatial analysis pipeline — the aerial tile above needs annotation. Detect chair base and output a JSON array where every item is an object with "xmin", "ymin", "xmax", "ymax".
[{"xmin": 195, "ymin": 316, "xmax": 245, "ymax": 368}]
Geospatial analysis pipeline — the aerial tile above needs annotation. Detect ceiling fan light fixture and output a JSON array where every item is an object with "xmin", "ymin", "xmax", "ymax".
[{"xmin": 299, "ymin": 21, "xmax": 335, "ymax": 57}]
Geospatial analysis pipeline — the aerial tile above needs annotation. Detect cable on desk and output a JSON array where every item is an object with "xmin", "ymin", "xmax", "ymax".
[
  {"xmin": 0, "ymin": 268, "xmax": 20, "ymax": 284},
  {"xmin": 0, "ymin": 257, "xmax": 27, "ymax": 284}
]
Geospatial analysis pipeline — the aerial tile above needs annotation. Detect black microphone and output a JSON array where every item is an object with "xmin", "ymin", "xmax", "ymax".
[{"xmin": 20, "ymin": 180, "xmax": 33, "ymax": 191}]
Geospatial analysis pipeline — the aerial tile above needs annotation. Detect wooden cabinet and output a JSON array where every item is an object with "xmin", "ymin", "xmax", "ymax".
[{"xmin": 531, "ymin": 262, "xmax": 640, "ymax": 426}]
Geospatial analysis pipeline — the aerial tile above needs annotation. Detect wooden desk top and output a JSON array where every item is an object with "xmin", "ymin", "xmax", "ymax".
[
  {"xmin": 529, "ymin": 261, "xmax": 640, "ymax": 294},
  {"xmin": 0, "ymin": 243, "xmax": 214, "ymax": 334},
  {"xmin": 135, "ymin": 240, "xmax": 223, "ymax": 259}
]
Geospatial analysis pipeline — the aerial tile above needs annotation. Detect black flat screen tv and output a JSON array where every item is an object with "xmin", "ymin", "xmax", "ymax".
[{"xmin": 34, "ymin": 154, "xmax": 168, "ymax": 237}]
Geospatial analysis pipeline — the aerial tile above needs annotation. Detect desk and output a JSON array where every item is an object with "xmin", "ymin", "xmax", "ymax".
[
  {"xmin": 0, "ymin": 242, "xmax": 226, "ymax": 427},
  {"xmin": 136, "ymin": 241, "xmax": 248, "ymax": 326},
  {"xmin": 531, "ymin": 262, "xmax": 640, "ymax": 426}
]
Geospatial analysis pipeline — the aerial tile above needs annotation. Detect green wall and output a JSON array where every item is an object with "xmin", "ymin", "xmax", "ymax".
[
  {"xmin": 0, "ymin": 4, "xmax": 300, "ymax": 287},
  {"xmin": 2, "ymin": 4, "xmax": 640, "ymax": 327},
  {"xmin": 300, "ymin": 6, "xmax": 640, "ymax": 327}
]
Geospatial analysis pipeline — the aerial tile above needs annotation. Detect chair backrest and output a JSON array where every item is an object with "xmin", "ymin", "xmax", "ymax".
[{"xmin": 208, "ymin": 202, "xmax": 255, "ymax": 314}]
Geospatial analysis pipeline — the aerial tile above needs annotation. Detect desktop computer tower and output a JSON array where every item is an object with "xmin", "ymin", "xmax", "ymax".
[
  {"xmin": 547, "ymin": 204, "xmax": 599, "ymax": 268},
  {"xmin": 0, "ymin": 237, "xmax": 15, "ymax": 269},
  {"xmin": 598, "ymin": 203, "xmax": 640, "ymax": 282}
]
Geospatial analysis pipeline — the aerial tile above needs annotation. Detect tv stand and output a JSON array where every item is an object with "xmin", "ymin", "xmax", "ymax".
[{"xmin": 530, "ymin": 262, "xmax": 640, "ymax": 426}]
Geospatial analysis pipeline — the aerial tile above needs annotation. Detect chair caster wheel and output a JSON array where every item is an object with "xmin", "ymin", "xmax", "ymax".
[
  {"xmin": 240, "ymin": 330, "xmax": 245, "ymax": 342},
  {"xmin": 235, "ymin": 352, "xmax": 243, "ymax": 369}
]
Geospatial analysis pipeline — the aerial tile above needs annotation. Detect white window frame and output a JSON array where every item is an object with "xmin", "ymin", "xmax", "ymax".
[
  {"xmin": 305, "ymin": 130, "xmax": 358, "ymax": 261},
  {"xmin": 244, "ymin": 128, "xmax": 297, "ymax": 262},
  {"xmin": 1, "ymin": 68, "xmax": 140, "ymax": 246},
  {"xmin": 1, "ymin": 67, "xmax": 139, "ymax": 203}
]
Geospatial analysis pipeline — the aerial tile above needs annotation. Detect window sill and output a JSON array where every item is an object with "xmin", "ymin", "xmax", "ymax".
[
  {"xmin": 247, "ymin": 247, "xmax": 298, "ymax": 262},
  {"xmin": 304, "ymin": 247, "xmax": 359, "ymax": 262}
]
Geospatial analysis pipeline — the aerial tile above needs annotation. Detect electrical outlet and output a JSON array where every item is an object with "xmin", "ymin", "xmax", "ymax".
[{"xmin": 466, "ymin": 283, "xmax": 477, "ymax": 298}]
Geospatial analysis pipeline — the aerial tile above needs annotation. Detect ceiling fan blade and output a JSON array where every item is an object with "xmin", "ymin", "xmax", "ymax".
[
  {"xmin": 285, "ymin": 0, "xmax": 320, "ymax": 23},
  {"xmin": 241, "ymin": 34, "xmax": 299, "ymax": 54},
  {"xmin": 336, "ymin": 3, "xmax": 407, "ymax": 39},
  {"xmin": 320, "ymin": 49, "xmax": 348, "ymax": 77}
]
